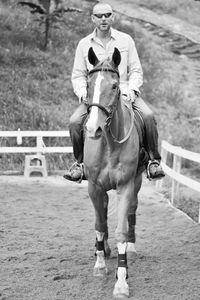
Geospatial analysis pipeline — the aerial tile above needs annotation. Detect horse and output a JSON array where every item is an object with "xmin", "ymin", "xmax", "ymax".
[{"xmin": 83, "ymin": 47, "xmax": 145, "ymax": 298}]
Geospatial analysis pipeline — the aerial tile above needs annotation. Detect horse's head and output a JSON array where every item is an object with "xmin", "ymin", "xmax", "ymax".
[{"xmin": 85, "ymin": 47, "xmax": 121, "ymax": 138}]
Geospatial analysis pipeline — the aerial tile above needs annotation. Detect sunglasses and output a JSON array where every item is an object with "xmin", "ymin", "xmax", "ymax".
[{"xmin": 93, "ymin": 13, "xmax": 112, "ymax": 19}]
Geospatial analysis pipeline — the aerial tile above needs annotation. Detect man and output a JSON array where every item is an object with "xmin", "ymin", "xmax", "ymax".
[{"xmin": 64, "ymin": 2, "xmax": 165, "ymax": 182}]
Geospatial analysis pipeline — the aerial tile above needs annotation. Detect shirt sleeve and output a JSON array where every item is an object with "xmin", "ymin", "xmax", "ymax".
[
  {"xmin": 71, "ymin": 41, "xmax": 88, "ymax": 101},
  {"xmin": 127, "ymin": 36, "xmax": 143, "ymax": 94}
]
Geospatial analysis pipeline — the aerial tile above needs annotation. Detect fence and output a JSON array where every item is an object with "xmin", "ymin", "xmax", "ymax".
[
  {"xmin": 0, "ymin": 129, "xmax": 73, "ymax": 176},
  {"xmin": 0, "ymin": 129, "xmax": 73, "ymax": 154},
  {"xmin": 156, "ymin": 140, "xmax": 200, "ymax": 223},
  {"xmin": 1, "ymin": 132, "xmax": 200, "ymax": 222}
]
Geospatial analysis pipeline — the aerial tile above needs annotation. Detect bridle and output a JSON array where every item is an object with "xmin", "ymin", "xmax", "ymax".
[
  {"xmin": 87, "ymin": 67, "xmax": 120, "ymax": 122},
  {"xmin": 87, "ymin": 67, "xmax": 134, "ymax": 144}
]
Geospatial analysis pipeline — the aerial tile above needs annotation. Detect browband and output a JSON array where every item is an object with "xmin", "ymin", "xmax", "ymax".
[{"xmin": 88, "ymin": 68, "xmax": 119, "ymax": 77}]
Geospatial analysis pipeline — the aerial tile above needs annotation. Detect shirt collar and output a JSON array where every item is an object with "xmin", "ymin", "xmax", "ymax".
[{"xmin": 91, "ymin": 27, "xmax": 117, "ymax": 41}]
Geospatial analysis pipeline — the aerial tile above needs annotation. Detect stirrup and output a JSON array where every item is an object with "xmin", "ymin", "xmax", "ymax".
[{"xmin": 146, "ymin": 160, "xmax": 164, "ymax": 181}]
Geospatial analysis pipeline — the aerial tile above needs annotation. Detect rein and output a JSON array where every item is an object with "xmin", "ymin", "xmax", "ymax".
[
  {"xmin": 110, "ymin": 102, "xmax": 134, "ymax": 144},
  {"xmin": 87, "ymin": 103, "xmax": 110, "ymax": 118},
  {"xmin": 88, "ymin": 68, "xmax": 134, "ymax": 144}
]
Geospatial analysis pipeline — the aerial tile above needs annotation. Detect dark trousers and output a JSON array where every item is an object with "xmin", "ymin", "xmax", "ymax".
[
  {"xmin": 133, "ymin": 97, "xmax": 161, "ymax": 161},
  {"xmin": 69, "ymin": 98, "xmax": 161, "ymax": 163}
]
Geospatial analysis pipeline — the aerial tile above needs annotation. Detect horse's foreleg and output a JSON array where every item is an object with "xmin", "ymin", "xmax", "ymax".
[
  {"xmin": 113, "ymin": 242, "xmax": 129, "ymax": 298},
  {"xmin": 88, "ymin": 183, "xmax": 109, "ymax": 275},
  {"xmin": 113, "ymin": 181, "xmax": 136, "ymax": 298},
  {"xmin": 93, "ymin": 231, "xmax": 108, "ymax": 276},
  {"xmin": 115, "ymin": 183, "xmax": 134, "ymax": 243}
]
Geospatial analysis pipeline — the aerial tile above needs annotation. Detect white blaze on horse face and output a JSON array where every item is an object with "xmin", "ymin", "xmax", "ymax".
[{"xmin": 87, "ymin": 72, "xmax": 104, "ymax": 132}]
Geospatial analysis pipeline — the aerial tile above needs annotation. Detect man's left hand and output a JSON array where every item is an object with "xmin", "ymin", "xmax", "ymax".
[{"xmin": 127, "ymin": 90, "xmax": 137, "ymax": 103}]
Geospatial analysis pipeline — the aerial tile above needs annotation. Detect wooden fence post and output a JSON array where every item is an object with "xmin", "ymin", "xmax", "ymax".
[
  {"xmin": 171, "ymin": 154, "xmax": 181, "ymax": 204},
  {"xmin": 156, "ymin": 141, "xmax": 167, "ymax": 190}
]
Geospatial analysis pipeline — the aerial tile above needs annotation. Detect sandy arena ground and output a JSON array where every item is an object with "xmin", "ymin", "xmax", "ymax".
[{"xmin": 0, "ymin": 176, "xmax": 200, "ymax": 300}]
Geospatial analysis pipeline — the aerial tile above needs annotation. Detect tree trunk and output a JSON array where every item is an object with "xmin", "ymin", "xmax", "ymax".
[{"xmin": 44, "ymin": 15, "xmax": 50, "ymax": 50}]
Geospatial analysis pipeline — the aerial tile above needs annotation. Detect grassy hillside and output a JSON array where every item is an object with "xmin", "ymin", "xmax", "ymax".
[
  {"xmin": 0, "ymin": 0, "xmax": 200, "ymax": 172},
  {"xmin": 131, "ymin": 0, "xmax": 200, "ymax": 27}
]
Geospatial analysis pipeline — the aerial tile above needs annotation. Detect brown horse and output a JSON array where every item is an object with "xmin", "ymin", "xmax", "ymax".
[{"xmin": 84, "ymin": 47, "xmax": 144, "ymax": 298}]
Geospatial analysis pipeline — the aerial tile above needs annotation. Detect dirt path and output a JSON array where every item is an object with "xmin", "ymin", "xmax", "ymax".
[{"xmin": 0, "ymin": 176, "xmax": 200, "ymax": 300}]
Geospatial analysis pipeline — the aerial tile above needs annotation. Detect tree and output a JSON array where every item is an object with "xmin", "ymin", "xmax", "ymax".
[{"xmin": 18, "ymin": 0, "xmax": 82, "ymax": 50}]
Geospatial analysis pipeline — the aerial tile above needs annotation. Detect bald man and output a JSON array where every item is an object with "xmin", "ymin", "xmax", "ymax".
[{"xmin": 64, "ymin": 3, "xmax": 165, "ymax": 182}]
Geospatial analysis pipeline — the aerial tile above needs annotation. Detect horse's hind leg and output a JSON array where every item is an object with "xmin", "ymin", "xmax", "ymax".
[
  {"xmin": 103, "ymin": 193, "xmax": 111, "ymax": 257},
  {"xmin": 127, "ymin": 173, "xmax": 142, "ymax": 253}
]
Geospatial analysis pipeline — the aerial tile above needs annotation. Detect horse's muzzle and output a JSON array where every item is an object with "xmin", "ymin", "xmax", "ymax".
[{"xmin": 85, "ymin": 125, "xmax": 102, "ymax": 139}]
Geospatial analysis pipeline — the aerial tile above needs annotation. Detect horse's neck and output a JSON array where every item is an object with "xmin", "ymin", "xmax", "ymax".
[{"xmin": 110, "ymin": 98, "xmax": 127, "ymax": 140}]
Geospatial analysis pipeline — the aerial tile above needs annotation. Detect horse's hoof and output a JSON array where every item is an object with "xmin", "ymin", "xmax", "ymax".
[
  {"xmin": 93, "ymin": 266, "xmax": 108, "ymax": 277},
  {"xmin": 113, "ymin": 281, "xmax": 129, "ymax": 299},
  {"xmin": 126, "ymin": 242, "xmax": 137, "ymax": 253}
]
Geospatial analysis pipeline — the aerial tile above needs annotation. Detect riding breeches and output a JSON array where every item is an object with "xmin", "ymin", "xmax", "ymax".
[
  {"xmin": 69, "ymin": 98, "xmax": 161, "ymax": 163},
  {"xmin": 132, "ymin": 97, "xmax": 161, "ymax": 161},
  {"xmin": 69, "ymin": 102, "xmax": 88, "ymax": 163}
]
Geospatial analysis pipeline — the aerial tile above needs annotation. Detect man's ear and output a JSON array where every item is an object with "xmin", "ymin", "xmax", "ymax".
[
  {"xmin": 112, "ymin": 47, "xmax": 121, "ymax": 68},
  {"xmin": 111, "ymin": 12, "xmax": 115, "ymax": 22},
  {"xmin": 88, "ymin": 47, "xmax": 99, "ymax": 66},
  {"xmin": 91, "ymin": 14, "xmax": 95, "ymax": 24}
]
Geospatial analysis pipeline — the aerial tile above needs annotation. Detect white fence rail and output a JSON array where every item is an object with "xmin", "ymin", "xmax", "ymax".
[
  {"xmin": 156, "ymin": 140, "xmax": 200, "ymax": 223},
  {"xmin": 0, "ymin": 129, "xmax": 73, "ymax": 154},
  {"xmin": 1, "ymin": 132, "xmax": 200, "ymax": 222}
]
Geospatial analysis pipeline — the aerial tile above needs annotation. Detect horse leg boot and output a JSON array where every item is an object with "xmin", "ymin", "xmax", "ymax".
[
  {"xmin": 93, "ymin": 231, "xmax": 108, "ymax": 276},
  {"xmin": 113, "ymin": 242, "xmax": 129, "ymax": 299}
]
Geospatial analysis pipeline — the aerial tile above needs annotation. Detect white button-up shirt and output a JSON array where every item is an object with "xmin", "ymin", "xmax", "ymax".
[{"xmin": 71, "ymin": 27, "xmax": 143, "ymax": 100}]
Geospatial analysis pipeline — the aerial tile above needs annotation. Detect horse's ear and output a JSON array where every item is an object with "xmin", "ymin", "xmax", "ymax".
[
  {"xmin": 88, "ymin": 47, "xmax": 99, "ymax": 66},
  {"xmin": 112, "ymin": 47, "xmax": 121, "ymax": 67}
]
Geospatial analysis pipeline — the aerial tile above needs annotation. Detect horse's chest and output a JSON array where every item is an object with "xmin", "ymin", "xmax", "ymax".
[{"xmin": 104, "ymin": 161, "xmax": 133, "ymax": 187}]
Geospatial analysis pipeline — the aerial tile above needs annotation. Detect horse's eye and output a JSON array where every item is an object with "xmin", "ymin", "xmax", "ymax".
[{"xmin": 112, "ymin": 84, "xmax": 117, "ymax": 89}]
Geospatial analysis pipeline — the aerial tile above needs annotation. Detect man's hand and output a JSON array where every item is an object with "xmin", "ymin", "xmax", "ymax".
[
  {"xmin": 127, "ymin": 90, "xmax": 138, "ymax": 103},
  {"xmin": 80, "ymin": 94, "xmax": 88, "ymax": 104}
]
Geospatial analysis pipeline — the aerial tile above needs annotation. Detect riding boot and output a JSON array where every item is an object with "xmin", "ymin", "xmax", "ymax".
[
  {"xmin": 63, "ymin": 104, "xmax": 87, "ymax": 183},
  {"xmin": 144, "ymin": 117, "xmax": 165, "ymax": 180}
]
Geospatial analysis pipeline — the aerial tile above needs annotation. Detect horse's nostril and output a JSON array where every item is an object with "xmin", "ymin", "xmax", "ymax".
[{"xmin": 96, "ymin": 127, "xmax": 102, "ymax": 137}]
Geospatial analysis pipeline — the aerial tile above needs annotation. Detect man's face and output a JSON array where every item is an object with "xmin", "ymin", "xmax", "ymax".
[{"xmin": 91, "ymin": 4, "xmax": 114, "ymax": 32}]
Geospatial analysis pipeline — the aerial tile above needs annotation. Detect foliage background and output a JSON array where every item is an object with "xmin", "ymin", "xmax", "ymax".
[{"xmin": 0, "ymin": 0, "xmax": 200, "ymax": 172}]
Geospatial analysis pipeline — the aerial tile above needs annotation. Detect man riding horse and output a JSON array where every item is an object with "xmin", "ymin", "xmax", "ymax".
[{"xmin": 64, "ymin": 2, "xmax": 165, "ymax": 182}]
